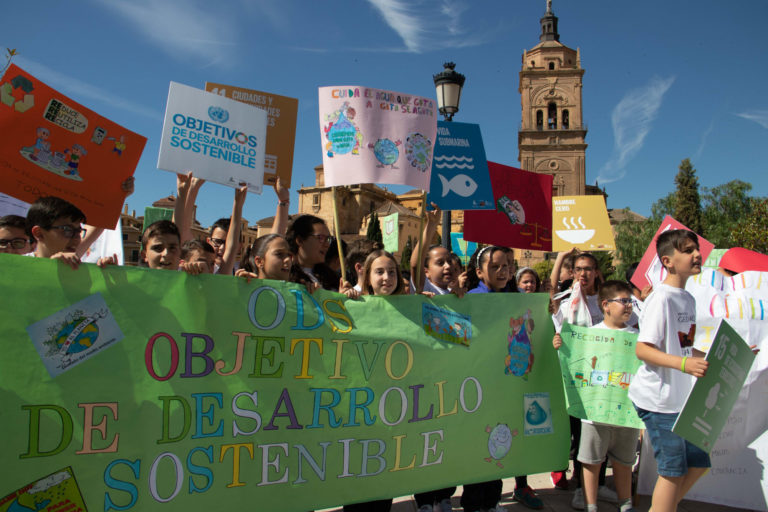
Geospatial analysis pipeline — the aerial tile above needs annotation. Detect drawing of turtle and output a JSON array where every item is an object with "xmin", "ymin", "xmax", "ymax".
[
  {"xmin": 368, "ymin": 138, "xmax": 401, "ymax": 168},
  {"xmin": 484, "ymin": 423, "xmax": 518, "ymax": 468},
  {"xmin": 404, "ymin": 132, "xmax": 432, "ymax": 172},
  {"xmin": 505, "ymin": 310, "xmax": 535, "ymax": 377}
]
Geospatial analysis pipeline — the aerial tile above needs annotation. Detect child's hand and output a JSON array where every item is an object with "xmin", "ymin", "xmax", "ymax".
[
  {"xmin": 273, "ymin": 177, "xmax": 290, "ymax": 203},
  {"xmin": 235, "ymin": 183, "xmax": 248, "ymax": 206},
  {"xmin": 552, "ymin": 333, "xmax": 563, "ymax": 350},
  {"xmin": 235, "ymin": 268, "xmax": 258, "ymax": 282},
  {"xmin": 176, "ymin": 171, "xmax": 192, "ymax": 196},
  {"xmin": 51, "ymin": 252, "xmax": 81, "ymax": 270},
  {"xmin": 419, "ymin": 291, "xmax": 435, "ymax": 298},
  {"xmin": 425, "ymin": 202, "xmax": 441, "ymax": 225},
  {"xmin": 121, "ymin": 176, "xmax": 135, "ymax": 196},
  {"xmin": 191, "ymin": 175, "xmax": 205, "ymax": 193},
  {"xmin": 339, "ymin": 278, "xmax": 360, "ymax": 299},
  {"xmin": 640, "ymin": 285, "xmax": 653, "ymax": 301},
  {"xmin": 96, "ymin": 253, "xmax": 119, "ymax": 268},
  {"xmin": 684, "ymin": 357, "xmax": 708, "ymax": 378},
  {"xmin": 180, "ymin": 261, "xmax": 209, "ymax": 275}
]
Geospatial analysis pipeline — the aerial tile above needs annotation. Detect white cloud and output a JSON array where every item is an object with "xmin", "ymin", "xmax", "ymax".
[
  {"xmin": 13, "ymin": 57, "xmax": 161, "ymax": 121},
  {"xmin": 695, "ymin": 117, "xmax": 715, "ymax": 159},
  {"xmin": 96, "ymin": 0, "xmax": 238, "ymax": 66},
  {"xmin": 597, "ymin": 76, "xmax": 675, "ymax": 184},
  {"xmin": 365, "ymin": 0, "xmax": 483, "ymax": 53},
  {"xmin": 736, "ymin": 111, "xmax": 768, "ymax": 129}
]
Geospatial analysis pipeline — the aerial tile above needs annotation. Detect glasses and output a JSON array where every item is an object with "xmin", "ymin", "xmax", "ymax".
[
  {"xmin": 0, "ymin": 238, "xmax": 28, "ymax": 249},
  {"xmin": 573, "ymin": 266, "xmax": 594, "ymax": 274},
  {"xmin": 209, "ymin": 237, "xmax": 226, "ymax": 247},
  {"xmin": 607, "ymin": 298, "xmax": 633, "ymax": 306},
  {"xmin": 48, "ymin": 225, "xmax": 84, "ymax": 239},
  {"xmin": 309, "ymin": 234, "xmax": 333, "ymax": 244}
]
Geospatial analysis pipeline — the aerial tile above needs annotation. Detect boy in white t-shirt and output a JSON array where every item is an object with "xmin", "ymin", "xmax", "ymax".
[
  {"xmin": 578, "ymin": 280, "xmax": 640, "ymax": 512},
  {"xmin": 628, "ymin": 229, "xmax": 709, "ymax": 512}
]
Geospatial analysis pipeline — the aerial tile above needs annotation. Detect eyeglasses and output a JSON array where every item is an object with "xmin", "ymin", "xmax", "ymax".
[
  {"xmin": 607, "ymin": 298, "xmax": 633, "ymax": 306},
  {"xmin": 208, "ymin": 237, "xmax": 226, "ymax": 247},
  {"xmin": 0, "ymin": 238, "xmax": 28, "ymax": 249},
  {"xmin": 48, "ymin": 225, "xmax": 84, "ymax": 239},
  {"xmin": 573, "ymin": 266, "xmax": 594, "ymax": 274},
  {"xmin": 309, "ymin": 234, "xmax": 333, "ymax": 244}
]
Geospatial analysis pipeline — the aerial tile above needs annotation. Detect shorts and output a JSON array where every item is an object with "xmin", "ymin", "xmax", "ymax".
[
  {"xmin": 577, "ymin": 422, "xmax": 640, "ymax": 467},
  {"xmin": 635, "ymin": 406, "xmax": 711, "ymax": 477}
]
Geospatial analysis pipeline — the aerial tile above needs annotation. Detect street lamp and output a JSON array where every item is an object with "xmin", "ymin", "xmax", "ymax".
[{"xmin": 433, "ymin": 62, "xmax": 465, "ymax": 248}]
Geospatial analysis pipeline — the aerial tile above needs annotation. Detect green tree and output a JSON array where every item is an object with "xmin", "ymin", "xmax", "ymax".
[
  {"xmin": 701, "ymin": 180, "xmax": 754, "ymax": 247},
  {"xmin": 610, "ymin": 209, "xmax": 658, "ymax": 281},
  {"xmin": 366, "ymin": 212, "xmax": 383, "ymax": 244},
  {"xmin": 674, "ymin": 158, "xmax": 703, "ymax": 235},
  {"xmin": 732, "ymin": 198, "xmax": 768, "ymax": 254},
  {"xmin": 400, "ymin": 236, "xmax": 413, "ymax": 271},
  {"xmin": 532, "ymin": 259, "xmax": 554, "ymax": 285}
]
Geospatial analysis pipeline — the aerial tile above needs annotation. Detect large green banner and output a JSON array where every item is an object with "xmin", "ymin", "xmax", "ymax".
[
  {"xmin": 0, "ymin": 255, "xmax": 568, "ymax": 511},
  {"xmin": 558, "ymin": 324, "xmax": 643, "ymax": 429}
]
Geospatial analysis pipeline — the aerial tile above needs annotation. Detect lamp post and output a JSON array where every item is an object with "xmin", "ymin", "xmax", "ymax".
[{"xmin": 433, "ymin": 62, "xmax": 465, "ymax": 248}]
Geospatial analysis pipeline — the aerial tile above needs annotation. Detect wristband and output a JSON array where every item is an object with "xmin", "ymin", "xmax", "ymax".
[
  {"xmin": 278, "ymin": 200, "xmax": 289, "ymax": 207},
  {"xmin": 681, "ymin": 356, "xmax": 688, "ymax": 373}
]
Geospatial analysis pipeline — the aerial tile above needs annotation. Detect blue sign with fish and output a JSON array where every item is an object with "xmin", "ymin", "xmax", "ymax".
[{"xmin": 427, "ymin": 121, "xmax": 494, "ymax": 211}]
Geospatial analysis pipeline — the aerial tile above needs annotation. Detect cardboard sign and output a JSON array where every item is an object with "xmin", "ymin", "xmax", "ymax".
[
  {"xmin": 464, "ymin": 162, "xmax": 553, "ymax": 251},
  {"xmin": 380, "ymin": 212, "xmax": 398, "ymax": 253},
  {"xmin": 0, "ymin": 64, "xmax": 146, "ymax": 228},
  {"xmin": 0, "ymin": 254, "xmax": 569, "ymax": 511},
  {"xmin": 673, "ymin": 320, "xmax": 756, "ymax": 451},
  {"xmin": 558, "ymin": 324, "xmax": 644, "ymax": 428},
  {"xmin": 451, "ymin": 232, "xmax": 478, "ymax": 267},
  {"xmin": 552, "ymin": 195, "xmax": 615, "ymax": 251},
  {"xmin": 631, "ymin": 216, "xmax": 714, "ymax": 290},
  {"xmin": 205, "ymin": 82, "xmax": 298, "ymax": 187},
  {"xmin": 426, "ymin": 122, "xmax": 493, "ymax": 211},
  {"xmin": 158, "ymin": 82, "xmax": 268, "ymax": 193},
  {"xmin": 318, "ymin": 86, "xmax": 437, "ymax": 190}
]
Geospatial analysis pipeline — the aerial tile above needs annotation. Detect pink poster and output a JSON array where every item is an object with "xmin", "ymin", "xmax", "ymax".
[
  {"xmin": 631, "ymin": 215, "xmax": 714, "ymax": 289},
  {"xmin": 318, "ymin": 86, "xmax": 437, "ymax": 190}
]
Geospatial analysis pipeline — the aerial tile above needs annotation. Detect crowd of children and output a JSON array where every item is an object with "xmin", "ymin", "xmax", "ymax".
[{"xmin": 0, "ymin": 173, "xmax": 724, "ymax": 512}]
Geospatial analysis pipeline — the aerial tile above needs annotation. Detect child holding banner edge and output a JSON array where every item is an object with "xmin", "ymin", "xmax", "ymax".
[{"xmin": 628, "ymin": 229, "xmax": 710, "ymax": 512}]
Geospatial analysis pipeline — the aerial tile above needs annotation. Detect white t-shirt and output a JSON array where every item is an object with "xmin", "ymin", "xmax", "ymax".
[
  {"xmin": 552, "ymin": 291, "xmax": 602, "ymax": 332},
  {"xmin": 628, "ymin": 283, "xmax": 696, "ymax": 413}
]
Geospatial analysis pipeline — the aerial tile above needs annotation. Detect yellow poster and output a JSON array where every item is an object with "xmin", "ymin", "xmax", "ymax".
[
  {"xmin": 205, "ymin": 82, "xmax": 298, "ymax": 187},
  {"xmin": 552, "ymin": 195, "xmax": 615, "ymax": 251}
]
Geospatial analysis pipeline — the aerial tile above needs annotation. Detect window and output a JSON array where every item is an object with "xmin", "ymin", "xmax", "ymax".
[
  {"xmin": 536, "ymin": 110, "xmax": 543, "ymax": 130},
  {"xmin": 562, "ymin": 110, "xmax": 570, "ymax": 129},
  {"xmin": 548, "ymin": 103, "xmax": 557, "ymax": 129},
  {"xmin": 549, "ymin": 62, "xmax": 555, "ymax": 70},
  {"xmin": 313, "ymin": 194, "xmax": 320, "ymax": 206}
]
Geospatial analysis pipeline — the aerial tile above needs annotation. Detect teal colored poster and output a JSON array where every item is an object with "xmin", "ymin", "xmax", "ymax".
[
  {"xmin": 0, "ymin": 254, "xmax": 568, "ymax": 511},
  {"xmin": 673, "ymin": 320, "xmax": 756, "ymax": 452},
  {"xmin": 558, "ymin": 324, "xmax": 644, "ymax": 428},
  {"xmin": 450, "ymin": 232, "xmax": 477, "ymax": 267}
]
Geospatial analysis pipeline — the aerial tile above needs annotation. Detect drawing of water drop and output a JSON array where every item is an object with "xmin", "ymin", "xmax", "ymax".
[{"xmin": 526, "ymin": 400, "xmax": 548, "ymax": 425}]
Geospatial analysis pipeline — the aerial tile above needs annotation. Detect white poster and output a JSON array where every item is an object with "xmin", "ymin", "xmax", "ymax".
[
  {"xmin": 158, "ymin": 82, "xmax": 268, "ymax": 193},
  {"xmin": 637, "ymin": 268, "xmax": 768, "ymax": 511}
]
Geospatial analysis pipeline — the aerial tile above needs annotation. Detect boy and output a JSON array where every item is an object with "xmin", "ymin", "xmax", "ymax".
[
  {"xmin": 0, "ymin": 214, "xmax": 32, "ymax": 255},
  {"xmin": 578, "ymin": 280, "xmax": 640, "ymax": 512},
  {"xmin": 25, "ymin": 196, "xmax": 89, "ymax": 269},
  {"xmin": 141, "ymin": 220, "xmax": 182, "ymax": 271},
  {"xmin": 180, "ymin": 239, "xmax": 216, "ymax": 274},
  {"xmin": 628, "ymin": 229, "xmax": 709, "ymax": 512}
]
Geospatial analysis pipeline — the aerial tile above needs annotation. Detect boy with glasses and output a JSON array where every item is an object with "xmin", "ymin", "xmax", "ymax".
[{"xmin": 0, "ymin": 215, "xmax": 33, "ymax": 255}]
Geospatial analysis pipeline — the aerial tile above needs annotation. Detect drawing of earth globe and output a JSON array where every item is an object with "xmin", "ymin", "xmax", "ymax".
[
  {"xmin": 487, "ymin": 424, "xmax": 512, "ymax": 459},
  {"xmin": 405, "ymin": 133, "xmax": 432, "ymax": 172},
  {"xmin": 373, "ymin": 139, "xmax": 399, "ymax": 165},
  {"xmin": 55, "ymin": 318, "xmax": 98, "ymax": 354},
  {"xmin": 328, "ymin": 114, "xmax": 357, "ymax": 155}
]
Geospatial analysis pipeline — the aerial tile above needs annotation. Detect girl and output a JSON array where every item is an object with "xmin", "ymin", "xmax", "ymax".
[
  {"xmin": 342, "ymin": 250, "xmax": 401, "ymax": 512},
  {"xmin": 461, "ymin": 245, "xmax": 512, "ymax": 512},
  {"xmin": 517, "ymin": 267, "xmax": 542, "ymax": 294},
  {"xmin": 236, "ymin": 234, "xmax": 293, "ymax": 281},
  {"xmin": 286, "ymin": 214, "xmax": 343, "ymax": 292}
]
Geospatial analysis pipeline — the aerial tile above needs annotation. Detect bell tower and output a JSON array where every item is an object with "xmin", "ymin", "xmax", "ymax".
[{"xmin": 518, "ymin": 0, "xmax": 587, "ymax": 196}]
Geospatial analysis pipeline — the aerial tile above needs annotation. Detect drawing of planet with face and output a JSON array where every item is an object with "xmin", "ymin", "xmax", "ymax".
[
  {"xmin": 405, "ymin": 133, "xmax": 432, "ymax": 172},
  {"xmin": 484, "ymin": 423, "xmax": 518, "ymax": 467},
  {"xmin": 368, "ymin": 138, "xmax": 401, "ymax": 167}
]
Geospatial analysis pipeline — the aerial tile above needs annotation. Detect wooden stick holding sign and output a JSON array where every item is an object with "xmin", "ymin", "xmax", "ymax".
[
  {"xmin": 331, "ymin": 186, "xmax": 346, "ymax": 283},
  {"xmin": 413, "ymin": 191, "xmax": 427, "ymax": 293}
]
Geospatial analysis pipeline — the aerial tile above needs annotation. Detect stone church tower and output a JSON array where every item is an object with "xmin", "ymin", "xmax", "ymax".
[{"xmin": 518, "ymin": 1, "xmax": 586, "ymax": 196}]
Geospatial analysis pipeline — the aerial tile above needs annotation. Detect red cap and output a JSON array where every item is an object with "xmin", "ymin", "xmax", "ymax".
[{"xmin": 719, "ymin": 247, "xmax": 768, "ymax": 274}]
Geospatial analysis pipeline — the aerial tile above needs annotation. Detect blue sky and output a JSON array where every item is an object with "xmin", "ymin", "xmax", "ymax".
[{"xmin": 3, "ymin": 0, "xmax": 767, "ymax": 228}]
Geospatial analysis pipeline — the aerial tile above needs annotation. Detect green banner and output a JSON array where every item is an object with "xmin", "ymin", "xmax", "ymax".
[
  {"xmin": 558, "ymin": 324, "xmax": 644, "ymax": 428},
  {"xmin": 673, "ymin": 319, "xmax": 756, "ymax": 452},
  {"xmin": 0, "ymin": 255, "xmax": 568, "ymax": 511},
  {"xmin": 380, "ymin": 213, "xmax": 398, "ymax": 253}
]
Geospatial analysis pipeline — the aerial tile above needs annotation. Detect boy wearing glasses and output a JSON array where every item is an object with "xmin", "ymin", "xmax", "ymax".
[
  {"xmin": 25, "ymin": 196, "xmax": 88, "ymax": 269},
  {"xmin": 0, "ymin": 215, "xmax": 33, "ymax": 255},
  {"xmin": 576, "ymin": 280, "xmax": 640, "ymax": 512}
]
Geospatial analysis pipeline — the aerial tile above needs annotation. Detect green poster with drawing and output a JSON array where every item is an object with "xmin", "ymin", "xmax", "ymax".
[
  {"xmin": 0, "ymin": 254, "xmax": 568, "ymax": 512},
  {"xmin": 558, "ymin": 324, "xmax": 644, "ymax": 428},
  {"xmin": 672, "ymin": 319, "xmax": 756, "ymax": 452},
  {"xmin": 380, "ymin": 212, "xmax": 398, "ymax": 253}
]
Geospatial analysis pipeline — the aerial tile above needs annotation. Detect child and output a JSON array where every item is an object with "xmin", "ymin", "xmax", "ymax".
[
  {"xmin": 25, "ymin": 196, "xmax": 115, "ymax": 269},
  {"xmin": 0, "ymin": 214, "xmax": 32, "ymax": 255},
  {"xmin": 141, "ymin": 220, "xmax": 182, "ymax": 271},
  {"xmin": 180, "ymin": 239, "xmax": 216, "ymax": 275},
  {"xmin": 578, "ymin": 280, "xmax": 640, "ymax": 512},
  {"xmin": 342, "ymin": 250, "xmax": 402, "ymax": 512},
  {"xmin": 628, "ymin": 229, "xmax": 709, "ymax": 512},
  {"xmin": 409, "ymin": 203, "xmax": 455, "ymax": 296},
  {"xmin": 516, "ymin": 267, "xmax": 541, "ymax": 294},
  {"xmin": 345, "ymin": 238, "xmax": 379, "ymax": 292},
  {"xmin": 286, "ymin": 214, "xmax": 339, "ymax": 291},
  {"xmin": 460, "ymin": 245, "xmax": 520, "ymax": 512},
  {"xmin": 236, "ymin": 234, "xmax": 294, "ymax": 282}
]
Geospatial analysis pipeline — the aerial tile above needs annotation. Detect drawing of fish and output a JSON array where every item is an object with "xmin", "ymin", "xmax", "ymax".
[{"xmin": 439, "ymin": 173, "xmax": 478, "ymax": 197}]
